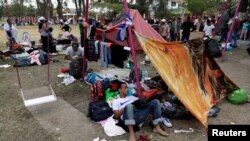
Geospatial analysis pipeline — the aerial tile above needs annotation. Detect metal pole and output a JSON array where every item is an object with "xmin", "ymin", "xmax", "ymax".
[
  {"xmin": 122, "ymin": 0, "xmax": 142, "ymax": 97},
  {"xmin": 221, "ymin": 0, "xmax": 242, "ymax": 61},
  {"xmin": 82, "ymin": 0, "xmax": 89, "ymax": 79}
]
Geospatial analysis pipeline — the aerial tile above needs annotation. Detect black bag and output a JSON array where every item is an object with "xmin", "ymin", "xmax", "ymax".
[
  {"xmin": 69, "ymin": 59, "xmax": 87, "ymax": 79},
  {"xmin": 247, "ymin": 47, "xmax": 250, "ymax": 56},
  {"xmin": 206, "ymin": 39, "xmax": 222, "ymax": 58},
  {"xmin": 116, "ymin": 119, "xmax": 140, "ymax": 132},
  {"xmin": 132, "ymin": 99, "xmax": 149, "ymax": 109},
  {"xmin": 88, "ymin": 100, "xmax": 113, "ymax": 122}
]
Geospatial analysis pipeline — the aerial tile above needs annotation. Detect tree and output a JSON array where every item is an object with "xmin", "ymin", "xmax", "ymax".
[
  {"xmin": 56, "ymin": 0, "xmax": 63, "ymax": 18},
  {"xmin": 184, "ymin": 0, "xmax": 225, "ymax": 15},
  {"xmin": 91, "ymin": 1, "xmax": 123, "ymax": 17},
  {"xmin": 0, "ymin": 0, "xmax": 4, "ymax": 18},
  {"xmin": 153, "ymin": 0, "xmax": 169, "ymax": 19},
  {"xmin": 132, "ymin": 0, "xmax": 153, "ymax": 16}
]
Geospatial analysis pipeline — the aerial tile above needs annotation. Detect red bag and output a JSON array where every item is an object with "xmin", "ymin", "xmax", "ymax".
[
  {"xmin": 142, "ymin": 89, "xmax": 159, "ymax": 100},
  {"xmin": 12, "ymin": 43, "xmax": 22, "ymax": 50},
  {"xmin": 90, "ymin": 80, "xmax": 104, "ymax": 101}
]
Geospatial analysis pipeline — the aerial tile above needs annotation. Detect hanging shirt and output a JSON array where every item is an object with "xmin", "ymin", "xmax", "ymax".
[{"xmin": 84, "ymin": 39, "xmax": 99, "ymax": 61}]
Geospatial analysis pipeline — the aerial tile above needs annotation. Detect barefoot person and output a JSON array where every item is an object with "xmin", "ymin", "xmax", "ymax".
[{"xmin": 112, "ymin": 82, "xmax": 168, "ymax": 141}]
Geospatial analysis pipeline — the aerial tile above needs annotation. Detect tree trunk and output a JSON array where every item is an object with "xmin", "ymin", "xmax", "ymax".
[
  {"xmin": 74, "ymin": 0, "xmax": 79, "ymax": 16},
  {"xmin": 82, "ymin": 0, "xmax": 85, "ymax": 16},
  {"xmin": 78, "ymin": 0, "xmax": 82, "ymax": 17},
  {"xmin": 56, "ymin": 0, "xmax": 63, "ymax": 19}
]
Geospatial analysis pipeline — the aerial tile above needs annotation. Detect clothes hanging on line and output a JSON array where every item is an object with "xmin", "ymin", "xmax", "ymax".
[
  {"xmin": 100, "ymin": 42, "xmax": 111, "ymax": 68},
  {"xmin": 85, "ymin": 39, "xmax": 99, "ymax": 61}
]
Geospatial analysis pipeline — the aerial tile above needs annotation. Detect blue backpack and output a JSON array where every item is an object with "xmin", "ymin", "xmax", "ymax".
[{"xmin": 85, "ymin": 73, "xmax": 103, "ymax": 85}]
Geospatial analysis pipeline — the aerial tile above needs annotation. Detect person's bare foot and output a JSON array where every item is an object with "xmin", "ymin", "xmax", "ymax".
[{"xmin": 153, "ymin": 124, "xmax": 169, "ymax": 136}]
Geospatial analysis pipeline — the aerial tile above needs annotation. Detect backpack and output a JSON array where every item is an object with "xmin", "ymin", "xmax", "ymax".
[
  {"xmin": 227, "ymin": 89, "xmax": 248, "ymax": 105},
  {"xmin": 88, "ymin": 100, "xmax": 113, "ymax": 122},
  {"xmin": 90, "ymin": 80, "xmax": 104, "ymax": 101},
  {"xmin": 206, "ymin": 39, "xmax": 222, "ymax": 58},
  {"xmin": 85, "ymin": 72, "xmax": 103, "ymax": 85}
]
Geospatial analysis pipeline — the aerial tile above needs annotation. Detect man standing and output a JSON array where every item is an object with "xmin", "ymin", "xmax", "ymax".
[
  {"xmin": 203, "ymin": 20, "xmax": 215, "ymax": 37},
  {"xmin": 181, "ymin": 16, "xmax": 195, "ymax": 42},
  {"xmin": 174, "ymin": 18, "xmax": 182, "ymax": 41},
  {"xmin": 112, "ymin": 82, "xmax": 168, "ymax": 141},
  {"xmin": 4, "ymin": 18, "xmax": 18, "ymax": 47}
]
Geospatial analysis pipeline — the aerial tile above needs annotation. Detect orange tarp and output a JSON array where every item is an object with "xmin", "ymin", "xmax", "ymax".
[{"xmin": 135, "ymin": 32, "xmax": 238, "ymax": 127}]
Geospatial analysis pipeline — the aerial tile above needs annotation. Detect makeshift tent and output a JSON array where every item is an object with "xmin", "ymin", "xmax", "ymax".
[
  {"xmin": 95, "ymin": 9, "xmax": 238, "ymax": 127},
  {"xmin": 135, "ymin": 32, "xmax": 238, "ymax": 126},
  {"xmin": 96, "ymin": 9, "xmax": 165, "ymax": 51}
]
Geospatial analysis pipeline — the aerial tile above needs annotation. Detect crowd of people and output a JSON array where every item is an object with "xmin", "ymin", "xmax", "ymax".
[{"xmin": 147, "ymin": 15, "xmax": 250, "ymax": 46}]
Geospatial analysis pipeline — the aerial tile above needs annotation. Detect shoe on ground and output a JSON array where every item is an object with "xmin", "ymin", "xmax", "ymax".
[
  {"xmin": 50, "ymin": 53, "xmax": 58, "ymax": 56},
  {"xmin": 161, "ymin": 117, "xmax": 172, "ymax": 128}
]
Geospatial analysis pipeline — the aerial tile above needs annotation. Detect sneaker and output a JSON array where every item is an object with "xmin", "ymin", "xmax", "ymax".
[
  {"xmin": 50, "ymin": 53, "xmax": 58, "ymax": 56},
  {"xmin": 161, "ymin": 117, "xmax": 172, "ymax": 128}
]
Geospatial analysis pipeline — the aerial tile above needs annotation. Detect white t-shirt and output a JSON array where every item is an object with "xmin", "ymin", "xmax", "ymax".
[
  {"xmin": 203, "ymin": 24, "xmax": 215, "ymax": 36},
  {"xmin": 65, "ymin": 46, "xmax": 83, "ymax": 58},
  {"xmin": 4, "ymin": 23, "xmax": 19, "ymax": 42},
  {"xmin": 112, "ymin": 96, "xmax": 139, "ymax": 111}
]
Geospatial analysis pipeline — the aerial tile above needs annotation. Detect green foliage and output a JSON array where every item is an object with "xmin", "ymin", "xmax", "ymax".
[
  {"xmin": 91, "ymin": 2, "xmax": 123, "ymax": 14},
  {"xmin": 131, "ymin": 0, "xmax": 153, "ymax": 16},
  {"xmin": 154, "ymin": 0, "xmax": 169, "ymax": 19},
  {"xmin": 184, "ymin": 0, "xmax": 226, "ymax": 15},
  {"xmin": 184, "ymin": 0, "xmax": 206, "ymax": 15}
]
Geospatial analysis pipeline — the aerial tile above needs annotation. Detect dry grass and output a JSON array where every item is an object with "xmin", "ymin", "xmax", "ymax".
[{"xmin": 0, "ymin": 24, "xmax": 80, "ymax": 50}]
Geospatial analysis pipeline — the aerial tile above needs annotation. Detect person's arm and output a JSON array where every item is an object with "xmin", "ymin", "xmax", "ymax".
[
  {"xmin": 64, "ymin": 48, "xmax": 75, "ymax": 61},
  {"xmin": 113, "ymin": 108, "xmax": 124, "ymax": 119},
  {"xmin": 69, "ymin": 26, "xmax": 72, "ymax": 32},
  {"xmin": 191, "ymin": 22, "xmax": 195, "ymax": 32},
  {"xmin": 42, "ymin": 23, "xmax": 48, "ymax": 31},
  {"xmin": 65, "ymin": 54, "xmax": 74, "ymax": 62},
  {"xmin": 159, "ymin": 25, "xmax": 163, "ymax": 35}
]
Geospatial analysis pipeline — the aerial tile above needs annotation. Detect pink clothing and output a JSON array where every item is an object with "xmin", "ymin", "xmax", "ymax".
[
  {"xmin": 63, "ymin": 31, "xmax": 71, "ymax": 39},
  {"xmin": 29, "ymin": 50, "xmax": 41, "ymax": 65}
]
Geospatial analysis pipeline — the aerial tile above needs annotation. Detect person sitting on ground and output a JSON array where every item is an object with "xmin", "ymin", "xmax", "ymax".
[
  {"xmin": 64, "ymin": 41, "xmax": 86, "ymax": 79},
  {"xmin": 65, "ymin": 41, "xmax": 83, "ymax": 62},
  {"xmin": 112, "ymin": 82, "xmax": 169, "ymax": 141},
  {"xmin": 62, "ymin": 22, "xmax": 72, "ymax": 39}
]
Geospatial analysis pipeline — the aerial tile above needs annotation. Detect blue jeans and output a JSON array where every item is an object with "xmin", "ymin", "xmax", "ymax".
[{"xmin": 123, "ymin": 99, "xmax": 162, "ymax": 126}]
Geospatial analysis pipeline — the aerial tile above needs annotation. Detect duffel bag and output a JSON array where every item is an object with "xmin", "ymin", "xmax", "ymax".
[{"xmin": 88, "ymin": 100, "xmax": 113, "ymax": 122}]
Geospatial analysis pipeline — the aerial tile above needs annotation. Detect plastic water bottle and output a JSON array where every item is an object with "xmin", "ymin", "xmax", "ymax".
[
  {"xmin": 144, "ymin": 69, "xmax": 148, "ymax": 79},
  {"xmin": 141, "ymin": 69, "xmax": 148, "ymax": 81}
]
